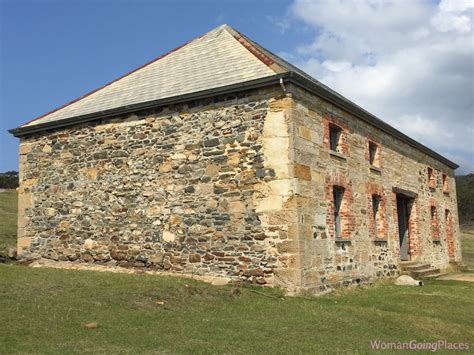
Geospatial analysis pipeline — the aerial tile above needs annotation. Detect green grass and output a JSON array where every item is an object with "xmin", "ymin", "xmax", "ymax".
[
  {"xmin": 0, "ymin": 190, "xmax": 473, "ymax": 353},
  {"xmin": 0, "ymin": 189, "xmax": 17, "ymax": 253},
  {"xmin": 0, "ymin": 264, "xmax": 473, "ymax": 354},
  {"xmin": 461, "ymin": 226, "xmax": 474, "ymax": 269}
]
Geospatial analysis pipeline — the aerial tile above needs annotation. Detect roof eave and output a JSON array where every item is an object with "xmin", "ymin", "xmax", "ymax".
[
  {"xmin": 285, "ymin": 72, "xmax": 459, "ymax": 169},
  {"xmin": 8, "ymin": 73, "xmax": 288, "ymax": 137},
  {"xmin": 9, "ymin": 71, "xmax": 459, "ymax": 170}
]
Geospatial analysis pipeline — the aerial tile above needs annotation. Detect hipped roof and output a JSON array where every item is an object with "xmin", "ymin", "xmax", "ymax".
[{"xmin": 9, "ymin": 24, "xmax": 458, "ymax": 169}]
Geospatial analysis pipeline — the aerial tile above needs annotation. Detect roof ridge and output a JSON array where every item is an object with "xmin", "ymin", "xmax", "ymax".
[{"xmin": 222, "ymin": 25, "xmax": 287, "ymax": 73}]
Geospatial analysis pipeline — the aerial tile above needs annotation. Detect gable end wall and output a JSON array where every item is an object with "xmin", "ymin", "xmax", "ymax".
[{"xmin": 16, "ymin": 86, "xmax": 302, "ymax": 290}]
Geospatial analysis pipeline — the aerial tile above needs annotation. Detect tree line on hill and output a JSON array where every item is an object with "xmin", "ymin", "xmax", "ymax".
[
  {"xmin": 0, "ymin": 171, "xmax": 472, "ymax": 225},
  {"xmin": 0, "ymin": 171, "xmax": 19, "ymax": 189},
  {"xmin": 456, "ymin": 173, "xmax": 474, "ymax": 226}
]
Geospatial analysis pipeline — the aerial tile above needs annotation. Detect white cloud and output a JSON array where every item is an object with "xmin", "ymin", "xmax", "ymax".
[
  {"xmin": 433, "ymin": 0, "xmax": 474, "ymax": 33},
  {"xmin": 285, "ymin": 0, "xmax": 474, "ymax": 173}
]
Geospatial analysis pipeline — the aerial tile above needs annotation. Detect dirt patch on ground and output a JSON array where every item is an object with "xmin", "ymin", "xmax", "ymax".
[
  {"xmin": 28, "ymin": 258, "xmax": 231, "ymax": 286},
  {"xmin": 436, "ymin": 273, "xmax": 474, "ymax": 282}
]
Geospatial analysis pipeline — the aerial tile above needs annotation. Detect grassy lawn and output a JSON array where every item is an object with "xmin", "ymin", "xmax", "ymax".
[
  {"xmin": 461, "ymin": 226, "xmax": 474, "ymax": 269},
  {"xmin": 0, "ymin": 264, "xmax": 473, "ymax": 354},
  {"xmin": 0, "ymin": 191, "xmax": 473, "ymax": 353},
  {"xmin": 0, "ymin": 189, "xmax": 17, "ymax": 253}
]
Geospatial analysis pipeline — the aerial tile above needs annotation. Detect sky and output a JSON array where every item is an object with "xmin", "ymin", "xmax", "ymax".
[{"xmin": 1, "ymin": 0, "xmax": 473, "ymax": 174}]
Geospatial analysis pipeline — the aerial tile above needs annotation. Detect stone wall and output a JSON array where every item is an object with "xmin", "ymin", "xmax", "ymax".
[
  {"xmin": 17, "ymin": 86, "xmax": 301, "ymax": 290},
  {"xmin": 16, "ymin": 83, "xmax": 461, "ymax": 294},
  {"xmin": 288, "ymin": 84, "xmax": 461, "ymax": 292}
]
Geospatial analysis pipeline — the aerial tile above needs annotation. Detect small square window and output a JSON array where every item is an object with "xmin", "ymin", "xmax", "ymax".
[
  {"xmin": 368, "ymin": 142, "xmax": 378, "ymax": 166},
  {"xmin": 329, "ymin": 125, "xmax": 342, "ymax": 152}
]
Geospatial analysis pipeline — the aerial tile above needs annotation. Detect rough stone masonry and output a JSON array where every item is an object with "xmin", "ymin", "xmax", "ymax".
[
  {"xmin": 11, "ymin": 25, "xmax": 462, "ymax": 294},
  {"xmin": 15, "ymin": 84, "xmax": 461, "ymax": 293}
]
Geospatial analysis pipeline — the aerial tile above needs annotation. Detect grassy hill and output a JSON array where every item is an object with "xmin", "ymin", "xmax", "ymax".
[
  {"xmin": 1, "ymin": 264, "xmax": 473, "ymax": 353},
  {"xmin": 0, "ymin": 180, "xmax": 473, "ymax": 352},
  {"xmin": 0, "ymin": 189, "xmax": 17, "ymax": 253},
  {"xmin": 456, "ymin": 173, "xmax": 474, "ymax": 226}
]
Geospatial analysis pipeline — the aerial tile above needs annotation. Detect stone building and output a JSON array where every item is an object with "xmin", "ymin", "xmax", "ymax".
[{"xmin": 10, "ymin": 25, "xmax": 461, "ymax": 293}]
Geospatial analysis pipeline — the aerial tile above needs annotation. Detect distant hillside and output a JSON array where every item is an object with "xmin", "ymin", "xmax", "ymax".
[
  {"xmin": 0, "ymin": 171, "xmax": 18, "ymax": 189},
  {"xmin": 456, "ymin": 174, "xmax": 474, "ymax": 226}
]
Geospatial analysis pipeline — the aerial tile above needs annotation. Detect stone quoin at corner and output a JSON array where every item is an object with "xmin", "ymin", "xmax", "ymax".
[{"xmin": 9, "ymin": 24, "xmax": 462, "ymax": 294}]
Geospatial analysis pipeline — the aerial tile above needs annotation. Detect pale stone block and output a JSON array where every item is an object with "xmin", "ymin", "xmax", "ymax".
[
  {"xmin": 171, "ymin": 153, "xmax": 186, "ymax": 160},
  {"xmin": 17, "ymin": 237, "xmax": 31, "ymax": 252},
  {"xmin": 263, "ymin": 137, "xmax": 290, "ymax": 178},
  {"xmin": 104, "ymin": 137, "xmax": 117, "ymax": 145},
  {"xmin": 84, "ymin": 239, "xmax": 96, "ymax": 250},
  {"xmin": 58, "ymin": 220, "xmax": 70, "ymax": 231},
  {"xmin": 229, "ymin": 200, "xmax": 246, "ymax": 212},
  {"xmin": 197, "ymin": 183, "xmax": 213, "ymax": 194},
  {"xmin": 19, "ymin": 143, "xmax": 33, "ymax": 155},
  {"xmin": 254, "ymin": 196, "xmax": 283, "ymax": 213},
  {"xmin": 298, "ymin": 126, "xmax": 312, "ymax": 140},
  {"xmin": 205, "ymin": 163, "xmax": 220, "ymax": 176},
  {"xmin": 44, "ymin": 208, "xmax": 56, "ymax": 217},
  {"xmin": 159, "ymin": 162, "xmax": 172, "ymax": 173},
  {"xmin": 18, "ymin": 192, "xmax": 33, "ymax": 210},
  {"xmin": 264, "ymin": 111, "xmax": 288, "ymax": 138},
  {"xmin": 310, "ymin": 170, "xmax": 323, "ymax": 185},
  {"xmin": 22, "ymin": 178, "xmax": 38, "ymax": 187},
  {"xmin": 85, "ymin": 168, "xmax": 98, "ymax": 180},
  {"xmin": 60, "ymin": 151, "xmax": 73, "ymax": 159},
  {"xmin": 313, "ymin": 214, "xmax": 326, "ymax": 226},
  {"xmin": 17, "ymin": 215, "xmax": 29, "ymax": 229},
  {"xmin": 294, "ymin": 164, "xmax": 311, "ymax": 181},
  {"xmin": 267, "ymin": 179, "xmax": 297, "ymax": 197},
  {"xmin": 163, "ymin": 230, "xmax": 176, "ymax": 242},
  {"xmin": 146, "ymin": 205, "xmax": 163, "ymax": 217},
  {"xmin": 268, "ymin": 97, "xmax": 294, "ymax": 112}
]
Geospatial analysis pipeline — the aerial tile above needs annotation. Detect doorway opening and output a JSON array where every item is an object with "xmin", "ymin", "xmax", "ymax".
[{"xmin": 396, "ymin": 194, "xmax": 414, "ymax": 261}]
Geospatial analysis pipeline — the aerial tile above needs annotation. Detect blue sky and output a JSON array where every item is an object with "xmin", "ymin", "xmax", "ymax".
[{"xmin": 1, "ymin": 0, "xmax": 473, "ymax": 174}]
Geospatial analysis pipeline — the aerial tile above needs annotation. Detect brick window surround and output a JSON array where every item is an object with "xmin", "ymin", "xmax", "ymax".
[
  {"xmin": 442, "ymin": 173, "xmax": 449, "ymax": 192},
  {"xmin": 445, "ymin": 209, "xmax": 455, "ymax": 259},
  {"xmin": 366, "ymin": 183, "xmax": 388, "ymax": 240},
  {"xmin": 323, "ymin": 114, "xmax": 349, "ymax": 156},
  {"xmin": 366, "ymin": 139, "xmax": 383, "ymax": 168},
  {"xmin": 430, "ymin": 204, "xmax": 440, "ymax": 240},
  {"xmin": 427, "ymin": 167, "xmax": 436, "ymax": 189},
  {"xmin": 325, "ymin": 172, "xmax": 355, "ymax": 240}
]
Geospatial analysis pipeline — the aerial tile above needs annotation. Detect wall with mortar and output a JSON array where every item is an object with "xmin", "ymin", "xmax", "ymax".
[
  {"xmin": 16, "ymin": 86, "xmax": 302, "ymax": 290},
  {"xmin": 287, "ymin": 84, "xmax": 461, "ymax": 293},
  {"xmin": 15, "ymin": 82, "xmax": 461, "ymax": 294}
]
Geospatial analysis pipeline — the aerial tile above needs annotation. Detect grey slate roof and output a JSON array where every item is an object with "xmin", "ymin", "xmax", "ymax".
[
  {"xmin": 23, "ymin": 25, "xmax": 278, "ymax": 127},
  {"xmin": 13, "ymin": 24, "xmax": 458, "ymax": 169}
]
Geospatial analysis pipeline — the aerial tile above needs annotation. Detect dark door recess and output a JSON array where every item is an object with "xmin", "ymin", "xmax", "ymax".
[{"xmin": 396, "ymin": 195, "xmax": 412, "ymax": 261}]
